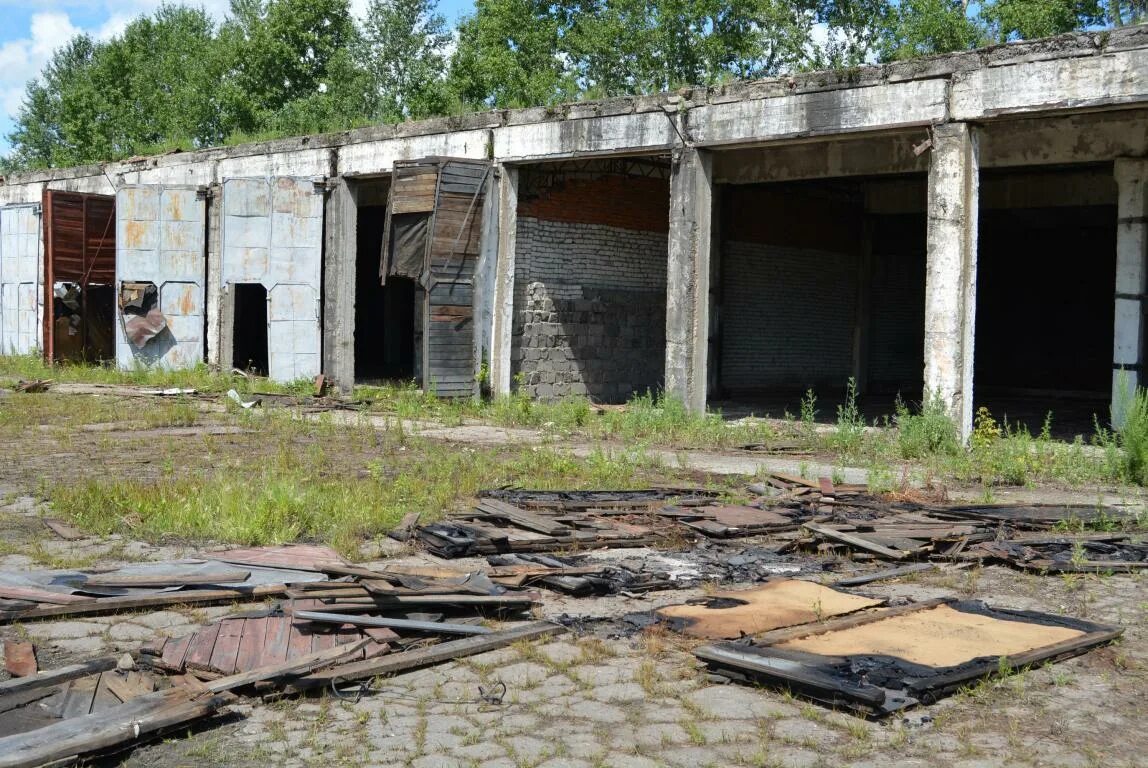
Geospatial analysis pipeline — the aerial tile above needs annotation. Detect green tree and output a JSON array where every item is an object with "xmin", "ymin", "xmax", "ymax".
[
  {"xmin": 220, "ymin": 0, "xmax": 370, "ymax": 136},
  {"xmin": 877, "ymin": 0, "xmax": 986, "ymax": 59},
  {"xmin": 983, "ymin": 0, "xmax": 1104, "ymax": 40},
  {"xmin": 361, "ymin": 0, "xmax": 454, "ymax": 121},
  {"xmin": 6, "ymin": 7, "xmax": 227, "ymax": 168},
  {"xmin": 449, "ymin": 0, "xmax": 580, "ymax": 109}
]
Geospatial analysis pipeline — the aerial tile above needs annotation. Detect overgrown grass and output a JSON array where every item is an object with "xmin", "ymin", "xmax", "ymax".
[
  {"xmin": 0, "ymin": 354, "xmax": 313, "ymax": 395},
  {"xmin": 46, "ymin": 413, "xmax": 689, "ymax": 556}
]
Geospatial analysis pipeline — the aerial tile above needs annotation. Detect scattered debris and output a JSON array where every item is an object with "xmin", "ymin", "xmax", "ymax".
[
  {"xmin": 968, "ymin": 535, "xmax": 1148, "ymax": 573},
  {"xmin": 653, "ymin": 580, "xmax": 883, "ymax": 639},
  {"xmin": 140, "ymin": 387, "xmax": 197, "ymax": 396},
  {"xmin": 225, "ymin": 389, "xmax": 261, "ymax": 409},
  {"xmin": 3, "ymin": 642, "xmax": 36, "ymax": 678},
  {"xmin": 11, "ymin": 380, "xmax": 51, "ymax": 394},
  {"xmin": 40, "ymin": 519, "xmax": 84, "ymax": 541},
  {"xmin": 694, "ymin": 598, "xmax": 1121, "ymax": 715}
]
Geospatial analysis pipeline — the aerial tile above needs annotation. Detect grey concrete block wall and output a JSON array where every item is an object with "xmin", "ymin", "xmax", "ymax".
[
  {"xmin": 868, "ymin": 249, "xmax": 926, "ymax": 393},
  {"xmin": 512, "ymin": 216, "xmax": 667, "ymax": 402},
  {"xmin": 720, "ymin": 242, "xmax": 857, "ymax": 392}
]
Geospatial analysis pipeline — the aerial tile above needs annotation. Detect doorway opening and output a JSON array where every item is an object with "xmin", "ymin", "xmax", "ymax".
[
  {"xmin": 231, "ymin": 283, "xmax": 268, "ymax": 375},
  {"xmin": 355, "ymin": 198, "xmax": 417, "ymax": 382}
]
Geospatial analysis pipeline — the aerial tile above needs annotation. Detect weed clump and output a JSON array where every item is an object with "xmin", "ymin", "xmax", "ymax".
[
  {"xmin": 1117, "ymin": 386, "xmax": 1148, "ymax": 485},
  {"xmin": 895, "ymin": 393, "xmax": 960, "ymax": 459}
]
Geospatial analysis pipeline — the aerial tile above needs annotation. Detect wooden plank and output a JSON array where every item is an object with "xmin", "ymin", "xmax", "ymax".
[
  {"xmin": 208, "ymin": 619, "xmax": 245, "ymax": 675},
  {"xmin": 803, "ymin": 523, "xmax": 910, "ymax": 560},
  {"xmin": 233, "ymin": 616, "xmax": 270, "ymax": 673},
  {"xmin": 182, "ymin": 622, "xmax": 221, "ymax": 671},
  {"xmin": 205, "ymin": 638, "xmax": 369, "ymax": 694},
  {"xmin": 295, "ymin": 610, "xmax": 492, "ymax": 636},
  {"xmin": 830, "ymin": 563, "xmax": 938, "ymax": 587},
  {"xmin": 91, "ymin": 673, "xmax": 122, "ymax": 713},
  {"xmin": 818, "ymin": 477, "xmax": 836, "ymax": 496},
  {"xmin": 474, "ymin": 501, "xmax": 571, "ymax": 536},
  {"xmin": 0, "ymin": 686, "xmax": 227, "ymax": 768},
  {"xmin": 0, "ymin": 586, "xmax": 88, "ymax": 605},
  {"xmin": 289, "ymin": 621, "xmax": 566, "ymax": 689},
  {"xmin": 211, "ymin": 544, "xmax": 345, "ymax": 571},
  {"xmin": 158, "ymin": 633, "xmax": 192, "ymax": 672},
  {"xmin": 0, "ymin": 584, "xmax": 290, "ymax": 623},
  {"xmin": 0, "ymin": 657, "xmax": 117, "ymax": 697},
  {"xmin": 260, "ymin": 615, "xmax": 293, "ymax": 666},
  {"xmin": 60, "ymin": 676, "xmax": 99, "ymax": 719},
  {"xmin": 287, "ymin": 619, "xmax": 314, "ymax": 660},
  {"xmin": 363, "ymin": 626, "xmax": 400, "ymax": 643},
  {"xmin": 42, "ymin": 519, "xmax": 84, "ymax": 540},
  {"xmin": 3, "ymin": 642, "xmax": 36, "ymax": 678},
  {"xmin": 84, "ymin": 569, "xmax": 251, "ymax": 588},
  {"xmin": 102, "ymin": 671, "xmax": 155, "ymax": 703}
]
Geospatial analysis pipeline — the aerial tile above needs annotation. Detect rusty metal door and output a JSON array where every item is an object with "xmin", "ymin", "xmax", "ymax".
[
  {"xmin": 42, "ymin": 189, "xmax": 116, "ymax": 362},
  {"xmin": 221, "ymin": 177, "xmax": 323, "ymax": 382},
  {"xmin": 115, "ymin": 185, "xmax": 206, "ymax": 369},
  {"xmin": 0, "ymin": 204, "xmax": 42, "ymax": 355}
]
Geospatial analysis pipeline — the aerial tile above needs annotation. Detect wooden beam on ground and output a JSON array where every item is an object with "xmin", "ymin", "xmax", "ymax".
[
  {"xmin": 0, "ymin": 686, "xmax": 229, "ymax": 768},
  {"xmin": 0, "ymin": 585, "xmax": 289, "ymax": 623},
  {"xmin": 0, "ymin": 656, "xmax": 118, "ymax": 697},
  {"xmin": 205, "ymin": 638, "xmax": 369, "ymax": 693},
  {"xmin": 284, "ymin": 621, "xmax": 565, "ymax": 691},
  {"xmin": 830, "ymin": 563, "xmax": 937, "ymax": 587},
  {"xmin": 294, "ymin": 610, "xmax": 492, "ymax": 636},
  {"xmin": 803, "ymin": 523, "xmax": 910, "ymax": 560}
]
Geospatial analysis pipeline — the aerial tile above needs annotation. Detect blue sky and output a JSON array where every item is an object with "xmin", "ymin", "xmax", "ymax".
[{"xmin": 0, "ymin": 0, "xmax": 476, "ymax": 156}]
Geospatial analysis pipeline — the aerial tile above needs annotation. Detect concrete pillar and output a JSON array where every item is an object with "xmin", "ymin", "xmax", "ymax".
[
  {"xmin": 205, "ymin": 183, "xmax": 223, "ymax": 367},
  {"xmin": 1112, "ymin": 158, "xmax": 1148, "ymax": 427},
  {"xmin": 322, "ymin": 177, "xmax": 356, "ymax": 394},
  {"xmin": 665, "ymin": 147, "xmax": 713, "ymax": 413},
  {"xmin": 490, "ymin": 166, "xmax": 518, "ymax": 397},
  {"xmin": 924, "ymin": 122, "xmax": 979, "ymax": 442},
  {"xmin": 473, "ymin": 168, "xmax": 500, "ymax": 395}
]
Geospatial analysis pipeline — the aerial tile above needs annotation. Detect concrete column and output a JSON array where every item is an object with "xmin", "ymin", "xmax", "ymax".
[
  {"xmin": 473, "ymin": 168, "xmax": 500, "ymax": 395},
  {"xmin": 924, "ymin": 122, "xmax": 979, "ymax": 441},
  {"xmin": 205, "ymin": 183, "xmax": 223, "ymax": 367},
  {"xmin": 490, "ymin": 165, "xmax": 518, "ymax": 397},
  {"xmin": 322, "ymin": 177, "xmax": 356, "ymax": 394},
  {"xmin": 665, "ymin": 147, "xmax": 713, "ymax": 413},
  {"xmin": 1112, "ymin": 158, "xmax": 1148, "ymax": 426}
]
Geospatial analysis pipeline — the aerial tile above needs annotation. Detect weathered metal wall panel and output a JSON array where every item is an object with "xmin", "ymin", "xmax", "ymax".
[
  {"xmin": 115, "ymin": 185, "xmax": 206, "ymax": 369},
  {"xmin": 221, "ymin": 177, "xmax": 322, "ymax": 382},
  {"xmin": 0, "ymin": 204, "xmax": 42, "ymax": 354}
]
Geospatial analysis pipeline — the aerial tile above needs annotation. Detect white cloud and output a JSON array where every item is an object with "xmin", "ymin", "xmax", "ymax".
[
  {"xmin": 0, "ymin": 1, "xmax": 235, "ymax": 152},
  {"xmin": 0, "ymin": 11, "xmax": 82, "ymax": 120}
]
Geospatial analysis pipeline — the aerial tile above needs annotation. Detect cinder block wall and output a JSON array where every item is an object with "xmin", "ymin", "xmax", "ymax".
[
  {"xmin": 719, "ymin": 185, "xmax": 861, "ymax": 393},
  {"xmin": 721, "ymin": 242, "xmax": 857, "ymax": 391},
  {"xmin": 512, "ymin": 174, "xmax": 669, "ymax": 403}
]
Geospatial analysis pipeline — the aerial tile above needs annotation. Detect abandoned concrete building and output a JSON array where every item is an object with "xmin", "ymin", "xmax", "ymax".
[{"xmin": 1, "ymin": 27, "xmax": 1147, "ymax": 440}]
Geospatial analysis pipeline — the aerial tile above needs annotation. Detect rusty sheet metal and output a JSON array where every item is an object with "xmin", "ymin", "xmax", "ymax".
[
  {"xmin": 115, "ymin": 186, "xmax": 205, "ymax": 370},
  {"xmin": 221, "ymin": 177, "xmax": 322, "ymax": 382},
  {"xmin": 0, "ymin": 204, "xmax": 42, "ymax": 354}
]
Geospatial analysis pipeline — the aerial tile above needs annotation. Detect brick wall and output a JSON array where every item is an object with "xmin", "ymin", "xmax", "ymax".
[
  {"xmin": 519, "ymin": 176, "xmax": 669, "ymax": 234},
  {"xmin": 512, "ymin": 184, "xmax": 668, "ymax": 402}
]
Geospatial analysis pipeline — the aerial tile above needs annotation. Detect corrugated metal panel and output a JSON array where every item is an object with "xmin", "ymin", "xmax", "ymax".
[
  {"xmin": 221, "ymin": 176, "xmax": 323, "ymax": 382},
  {"xmin": 44, "ymin": 191, "xmax": 115, "ymax": 283},
  {"xmin": 0, "ymin": 204, "xmax": 42, "ymax": 355},
  {"xmin": 115, "ymin": 185, "xmax": 206, "ymax": 370}
]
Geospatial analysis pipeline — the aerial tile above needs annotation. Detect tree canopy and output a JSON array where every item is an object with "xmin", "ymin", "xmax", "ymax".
[{"xmin": 4, "ymin": 0, "xmax": 1144, "ymax": 169}]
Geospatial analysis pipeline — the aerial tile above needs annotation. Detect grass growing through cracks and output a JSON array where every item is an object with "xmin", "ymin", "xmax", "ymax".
[{"xmin": 44, "ymin": 409, "xmax": 694, "ymax": 557}]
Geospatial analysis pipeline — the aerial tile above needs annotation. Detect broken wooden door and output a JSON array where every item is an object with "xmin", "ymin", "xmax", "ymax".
[
  {"xmin": 0, "ymin": 203, "xmax": 41, "ymax": 355},
  {"xmin": 42, "ymin": 190, "xmax": 116, "ymax": 363},
  {"xmin": 115, "ymin": 185, "xmax": 206, "ymax": 369},
  {"xmin": 381, "ymin": 159, "xmax": 489, "ymax": 397},
  {"xmin": 220, "ymin": 177, "xmax": 323, "ymax": 382}
]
